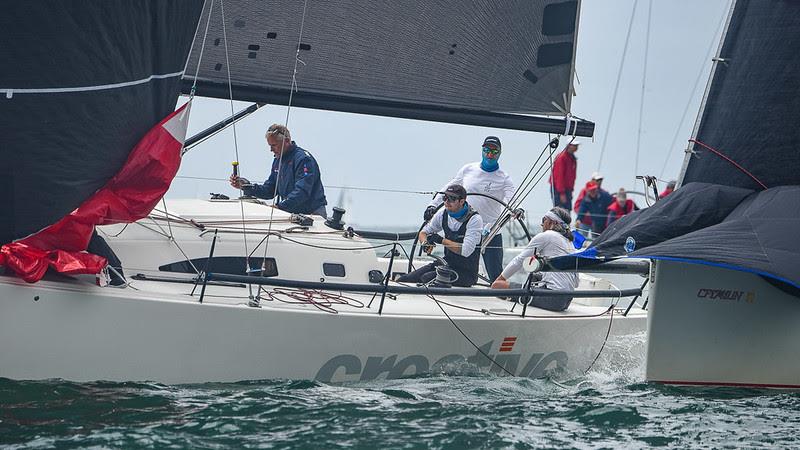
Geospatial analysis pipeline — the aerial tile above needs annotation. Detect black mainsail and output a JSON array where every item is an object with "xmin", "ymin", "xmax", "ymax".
[{"xmin": 181, "ymin": 0, "xmax": 593, "ymax": 136}]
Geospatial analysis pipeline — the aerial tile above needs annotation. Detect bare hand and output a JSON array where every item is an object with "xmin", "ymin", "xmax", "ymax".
[
  {"xmin": 491, "ymin": 277, "xmax": 510, "ymax": 289},
  {"xmin": 559, "ymin": 193, "xmax": 567, "ymax": 204}
]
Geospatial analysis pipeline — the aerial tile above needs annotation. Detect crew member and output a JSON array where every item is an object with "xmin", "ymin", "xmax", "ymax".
[
  {"xmin": 399, "ymin": 184, "xmax": 483, "ymax": 287},
  {"xmin": 491, "ymin": 207, "xmax": 579, "ymax": 311},
  {"xmin": 659, "ymin": 180, "xmax": 676, "ymax": 199},
  {"xmin": 575, "ymin": 180, "xmax": 613, "ymax": 236},
  {"xmin": 606, "ymin": 188, "xmax": 638, "ymax": 227},
  {"xmin": 425, "ymin": 136, "xmax": 517, "ymax": 283},
  {"xmin": 573, "ymin": 171, "xmax": 607, "ymax": 232},
  {"xmin": 549, "ymin": 140, "xmax": 579, "ymax": 209},
  {"xmin": 230, "ymin": 124, "xmax": 328, "ymax": 217}
]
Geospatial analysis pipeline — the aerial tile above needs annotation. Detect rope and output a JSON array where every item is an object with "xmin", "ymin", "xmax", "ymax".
[
  {"xmin": 583, "ymin": 281, "xmax": 623, "ymax": 374},
  {"xmin": 689, "ymin": 139, "xmax": 768, "ymax": 189},
  {"xmin": 423, "ymin": 287, "xmax": 516, "ymax": 377},
  {"xmin": 258, "ymin": 288, "xmax": 365, "ymax": 314}
]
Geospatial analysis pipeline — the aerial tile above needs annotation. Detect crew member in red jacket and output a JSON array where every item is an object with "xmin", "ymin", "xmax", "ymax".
[
  {"xmin": 606, "ymin": 188, "xmax": 638, "ymax": 227},
  {"xmin": 659, "ymin": 180, "xmax": 676, "ymax": 199},
  {"xmin": 549, "ymin": 140, "xmax": 579, "ymax": 209}
]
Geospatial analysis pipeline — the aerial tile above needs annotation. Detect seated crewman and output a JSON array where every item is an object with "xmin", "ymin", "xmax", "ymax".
[
  {"xmin": 491, "ymin": 207, "xmax": 579, "ymax": 311},
  {"xmin": 397, "ymin": 184, "xmax": 483, "ymax": 287}
]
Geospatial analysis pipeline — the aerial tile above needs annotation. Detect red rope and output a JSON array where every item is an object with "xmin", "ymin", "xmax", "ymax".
[{"xmin": 689, "ymin": 139, "xmax": 768, "ymax": 190}]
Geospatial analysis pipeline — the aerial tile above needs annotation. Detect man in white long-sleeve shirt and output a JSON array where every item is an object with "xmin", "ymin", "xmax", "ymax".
[
  {"xmin": 424, "ymin": 136, "xmax": 517, "ymax": 283},
  {"xmin": 399, "ymin": 184, "xmax": 483, "ymax": 287},
  {"xmin": 491, "ymin": 207, "xmax": 579, "ymax": 311}
]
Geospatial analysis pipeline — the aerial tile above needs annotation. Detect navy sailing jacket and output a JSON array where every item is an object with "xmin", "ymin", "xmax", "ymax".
[
  {"xmin": 576, "ymin": 190, "xmax": 613, "ymax": 234},
  {"xmin": 243, "ymin": 142, "xmax": 327, "ymax": 214}
]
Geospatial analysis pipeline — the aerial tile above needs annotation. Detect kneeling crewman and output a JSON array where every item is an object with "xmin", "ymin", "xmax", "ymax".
[{"xmin": 398, "ymin": 185, "xmax": 483, "ymax": 287}]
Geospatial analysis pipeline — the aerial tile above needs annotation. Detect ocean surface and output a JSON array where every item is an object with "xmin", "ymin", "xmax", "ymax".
[{"xmin": 2, "ymin": 333, "xmax": 798, "ymax": 449}]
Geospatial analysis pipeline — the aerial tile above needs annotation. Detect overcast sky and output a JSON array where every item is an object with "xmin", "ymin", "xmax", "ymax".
[{"xmin": 170, "ymin": 0, "xmax": 730, "ymax": 228}]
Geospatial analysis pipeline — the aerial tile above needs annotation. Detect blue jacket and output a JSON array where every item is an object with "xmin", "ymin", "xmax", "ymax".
[
  {"xmin": 243, "ymin": 142, "xmax": 327, "ymax": 214},
  {"xmin": 577, "ymin": 190, "xmax": 613, "ymax": 234}
]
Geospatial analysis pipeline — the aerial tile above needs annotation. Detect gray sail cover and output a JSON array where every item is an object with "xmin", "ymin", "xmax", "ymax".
[
  {"xmin": 551, "ymin": 183, "xmax": 800, "ymax": 290},
  {"xmin": 681, "ymin": 0, "xmax": 800, "ymax": 189},
  {"xmin": 183, "ymin": 0, "xmax": 581, "ymax": 121},
  {"xmin": 0, "ymin": 2, "xmax": 203, "ymax": 244}
]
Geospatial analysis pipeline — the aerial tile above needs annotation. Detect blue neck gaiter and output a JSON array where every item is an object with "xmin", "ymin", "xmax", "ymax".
[
  {"xmin": 448, "ymin": 202, "xmax": 469, "ymax": 220},
  {"xmin": 481, "ymin": 156, "xmax": 499, "ymax": 172}
]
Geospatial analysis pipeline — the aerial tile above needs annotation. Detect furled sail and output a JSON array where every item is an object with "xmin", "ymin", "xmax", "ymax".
[
  {"xmin": 182, "ymin": 0, "xmax": 593, "ymax": 136},
  {"xmin": 0, "ymin": 1, "xmax": 204, "ymax": 245},
  {"xmin": 679, "ymin": 0, "xmax": 800, "ymax": 189}
]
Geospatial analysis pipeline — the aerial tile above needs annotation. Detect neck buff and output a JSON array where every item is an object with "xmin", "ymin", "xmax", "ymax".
[
  {"xmin": 448, "ymin": 202, "xmax": 469, "ymax": 219},
  {"xmin": 480, "ymin": 155, "xmax": 499, "ymax": 172}
]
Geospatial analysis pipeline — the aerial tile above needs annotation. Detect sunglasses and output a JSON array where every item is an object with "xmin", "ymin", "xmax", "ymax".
[
  {"xmin": 482, "ymin": 146, "xmax": 500, "ymax": 155},
  {"xmin": 444, "ymin": 194, "xmax": 463, "ymax": 203}
]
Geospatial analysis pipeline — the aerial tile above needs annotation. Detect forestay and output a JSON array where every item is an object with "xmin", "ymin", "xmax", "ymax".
[{"xmin": 680, "ymin": 0, "xmax": 800, "ymax": 189}]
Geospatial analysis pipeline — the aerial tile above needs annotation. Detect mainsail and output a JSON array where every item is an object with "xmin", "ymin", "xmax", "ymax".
[
  {"xmin": 182, "ymin": 0, "xmax": 593, "ymax": 136},
  {"xmin": 0, "ymin": 1, "xmax": 204, "ymax": 245}
]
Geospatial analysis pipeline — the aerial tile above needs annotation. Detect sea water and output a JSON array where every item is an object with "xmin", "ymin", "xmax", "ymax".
[{"xmin": 2, "ymin": 332, "xmax": 798, "ymax": 449}]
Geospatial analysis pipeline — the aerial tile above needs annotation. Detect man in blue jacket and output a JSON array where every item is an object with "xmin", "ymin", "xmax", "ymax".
[
  {"xmin": 230, "ymin": 124, "xmax": 327, "ymax": 217},
  {"xmin": 575, "ymin": 180, "xmax": 613, "ymax": 236}
]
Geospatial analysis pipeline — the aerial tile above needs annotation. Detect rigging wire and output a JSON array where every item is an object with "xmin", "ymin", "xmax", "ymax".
[
  {"xmin": 659, "ymin": 10, "xmax": 729, "ymax": 178},
  {"xmin": 219, "ymin": 0, "xmax": 255, "ymax": 300},
  {"xmin": 634, "ymin": 0, "xmax": 652, "ymax": 179},
  {"xmin": 596, "ymin": 0, "xmax": 638, "ymax": 172},
  {"xmin": 262, "ymin": 0, "xmax": 310, "ymax": 262}
]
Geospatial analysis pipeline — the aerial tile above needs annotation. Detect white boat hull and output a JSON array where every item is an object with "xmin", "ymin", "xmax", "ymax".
[
  {"xmin": 0, "ymin": 275, "xmax": 645, "ymax": 384},
  {"xmin": 645, "ymin": 260, "xmax": 800, "ymax": 388}
]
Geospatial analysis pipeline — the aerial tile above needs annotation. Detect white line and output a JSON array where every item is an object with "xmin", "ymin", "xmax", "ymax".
[{"xmin": 1, "ymin": 71, "xmax": 185, "ymax": 98}]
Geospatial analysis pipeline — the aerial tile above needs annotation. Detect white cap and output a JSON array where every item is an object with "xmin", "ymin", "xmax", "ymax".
[{"xmin": 591, "ymin": 171, "xmax": 604, "ymax": 180}]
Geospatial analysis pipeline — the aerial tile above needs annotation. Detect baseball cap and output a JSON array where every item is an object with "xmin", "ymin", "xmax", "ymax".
[
  {"xmin": 483, "ymin": 136, "xmax": 501, "ymax": 150},
  {"xmin": 591, "ymin": 171, "xmax": 604, "ymax": 181},
  {"xmin": 444, "ymin": 184, "xmax": 467, "ymax": 200},
  {"xmin": 586, "ymin": 180, "xmax": 598, "ymax": 191}
]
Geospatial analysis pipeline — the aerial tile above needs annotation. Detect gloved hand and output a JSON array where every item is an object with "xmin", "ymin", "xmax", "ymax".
[
  {"xmin": 426, "ymin": 234, "xmax": 443, "ymax": 245},
  {"xmin": 423, "ymin": 205, "xmax": 438, "ymax": 221},
  {"xmin": 229, "ymin": 175, "xmax": 251, "ymax": 189},
  {"xmin": 421, "ymin": 242, "xmax": 435, "ymax": 254},
  {"xmin": 512, "ymin": 208, "xmax": 525, "ymax": 219}
]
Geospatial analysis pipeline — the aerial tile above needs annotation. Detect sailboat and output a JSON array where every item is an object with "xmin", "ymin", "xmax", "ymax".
[
  {"xmin": 0, "ymin": 1, "xmax": 648, "ymax": 383},
  {"xmin": 542, "ymin": 0, "xmax": 800, "ymax": 388}
]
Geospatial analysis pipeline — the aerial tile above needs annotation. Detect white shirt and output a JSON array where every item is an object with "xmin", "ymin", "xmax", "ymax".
[
  {"xmin": 430, "ymin": 162, "xmax": 516, "ymax": 228},
  {"xmin": 422, "ymin": 208, "xmax": 483, "ymax": 257},
  {"xmin": 502, "ymin": 230, "xmax": 579, "ymax": 291}
]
